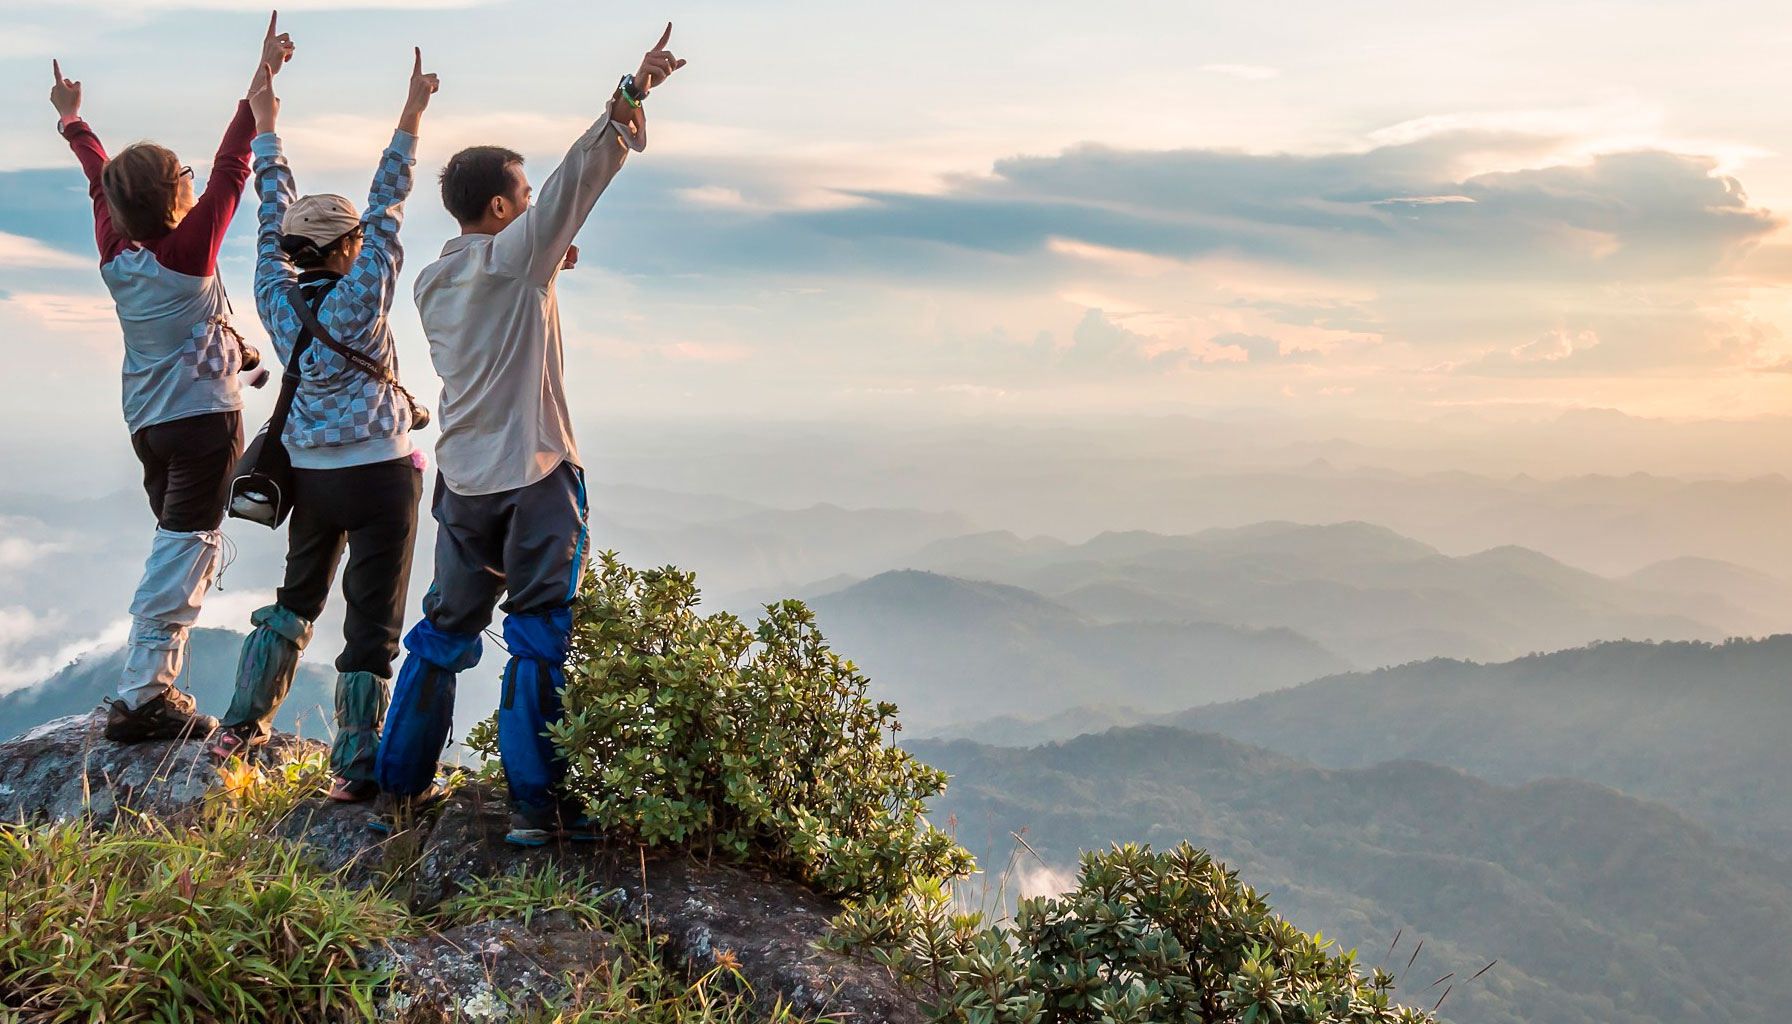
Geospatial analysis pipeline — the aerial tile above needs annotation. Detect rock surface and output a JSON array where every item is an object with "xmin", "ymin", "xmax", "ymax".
[
  {"xmin": 367, "ymin": 918, "xmax": 621, "ymax": 1022},
  {"xmin": 0, "ymin": 713, "xmax": 924, "ymax": 1024},
  {"xmin": 0, "ymin": 711, "xmax": 320, "ymax": 825},
  {"xmin": 412, "ymin": 789, "xmax": 927, "ymax": 1024}
]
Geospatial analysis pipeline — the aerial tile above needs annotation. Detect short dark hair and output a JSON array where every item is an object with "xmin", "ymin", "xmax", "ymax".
[
  {"xmin": 280, "ymin": 227, "xmax": 363, "ymax": 271},
  {"xmin": 440, "ymin": 146, "xmax": 525, "ymax": 225}
]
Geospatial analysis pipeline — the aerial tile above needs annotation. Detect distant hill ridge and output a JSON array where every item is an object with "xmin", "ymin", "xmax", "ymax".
[
  {"xmin": 909, "ymin": 520, "xmax": 1776, "ymax": 666},
  {"xmin": 915, "ymin": 722, "xmax": 1792, "ymax": 1024},
  {"xmin": 807, "ymin": 569, "xmax": 1348, "ymax": 731},
  {"xmin": 1165, "ymin": 634, "xmax": 1792, "ymax": 851},
  {"xmin": 0, "ymin": 628, "xmax": 334, "ymax": 743}
]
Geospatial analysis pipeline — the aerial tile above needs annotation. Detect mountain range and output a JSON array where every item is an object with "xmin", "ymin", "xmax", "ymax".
[
  {"xmin": 908, "ymin": 521, "xmax": 1770, "ymax": 667},
  {"xmin": 805, "ymin": 569, "xmax": 1347, "ymax": 731},
  {"xmin": 915, "ymin": 726, "xmax": 1792, "ymax": 1024},
  {"xmin": 1168, "ymin": 636, "xmax": 1792, "ymax": 853}
]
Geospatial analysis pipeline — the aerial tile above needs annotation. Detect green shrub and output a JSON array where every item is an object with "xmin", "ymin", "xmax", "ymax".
[
  {"xmin": 831, "ymin": 842, "xmax": 1437, "ymax": 1024},
  {"xmin": 469, "ymin": 553, "xmax": 973, "ymax": 900}
]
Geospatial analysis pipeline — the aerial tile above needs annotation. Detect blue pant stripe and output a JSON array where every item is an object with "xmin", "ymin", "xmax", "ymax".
[{"xmin": 565, "ymin": 468, "xmax": 588, "ymax": 605}]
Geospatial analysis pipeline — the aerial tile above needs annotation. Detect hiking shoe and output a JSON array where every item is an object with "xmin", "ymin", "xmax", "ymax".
[
  {"xmin": 208, "ymin": 724, "xmax": 266, "ymax": 761},
  {"xmin": 366, "ymin": 784, "xmax": 451, "ymax": 835},
  {"xmin": 505, "ymin": 802, "xmax": 604, "ymax": 847},
  {"xmin": 327, "ymin": 777, "xmax": 379, "ymax": 803},
  {"xmin": 103, "ymin": 690, "xmax": 218, "ymax": 743}
]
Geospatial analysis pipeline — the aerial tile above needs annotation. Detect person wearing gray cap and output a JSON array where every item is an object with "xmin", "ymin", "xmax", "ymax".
[{"xmin": 209, "ymin": 50, "xmax": 439, "ymax": 804}]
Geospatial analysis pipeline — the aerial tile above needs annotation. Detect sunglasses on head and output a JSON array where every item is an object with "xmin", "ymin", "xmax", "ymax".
[{"xmin": 178, "ymin": 166, "xmax": 194, "ymax": 180}]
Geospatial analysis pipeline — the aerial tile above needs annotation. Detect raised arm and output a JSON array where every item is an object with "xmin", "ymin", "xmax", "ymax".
[
  {"xmin": 324, "ymin": 49, "xmax": 437, "ymax": 360},
  {"xmin": 491, "ymin": 23, "xmax": 685, "ymax": 286},
  {"xmin": 160, "ymin": 11, "xmax": 294, "ymax": 277},
  {"xmin": 50, "ymin": 60, "xmax": 122, "ymax": 261},
  {"xmin": 246, "ymin": 62, "xmax": 302, "ymax": 365}
]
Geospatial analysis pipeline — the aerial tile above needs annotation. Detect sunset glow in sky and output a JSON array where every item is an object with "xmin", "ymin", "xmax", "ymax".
[{"xmin": 5, "ymin": 0, "xmax": 1792, "ymax": 434}]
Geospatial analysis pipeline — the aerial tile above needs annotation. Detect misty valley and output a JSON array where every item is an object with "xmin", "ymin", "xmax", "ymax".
[{"xmin": 4, "ymin": 416, "xmax": 1792, "ymax": 1023}]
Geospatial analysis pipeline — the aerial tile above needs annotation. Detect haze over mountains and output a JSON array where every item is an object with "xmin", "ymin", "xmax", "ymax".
[
  {"xmin": 917, "ymin": 727, "xmax": 1792, "ymax": 1024},
  {"xmin": 901, "ymin": 521, "xmax": 1766, "ymax": 666},
  {"xmin": 805, "ymin": 570, "xmax": 1346, "ymax": 731},
  {"xmin": 5, "ymin": 412, "xmax": 1792, "ymax": 1024},
  {"xmin": 1171, "ymin": 637, "xmax": 1792, "ymax": 851}
]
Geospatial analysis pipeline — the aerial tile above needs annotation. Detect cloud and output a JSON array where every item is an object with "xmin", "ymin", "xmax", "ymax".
[
  {"xmin": 590, "ymin": 131, "xmax": 1777, "ymax": 304},
  {"xmin": 1012, "ymin": 861, "xmax": 1076, "ymax": 899},
  {"xmin": 1203, "ymin": 64, "xmax": 1281, "ymax": 81},
  {"xmin": 2, "ymin": 291, "xmax": 116, "ymax": 330},
  {"xmin": 1514, "ymin": 329, "xmax": 1600, "ymax": 363},
  {"xmin": 0, "ymin": 532, "xmax": 68, "ymax": 570},
  {"xmin": 0, "ymin": 231, "xmax": 87, "ymax": 269},
  {"xmin": 0, "ymin": 607, "xmax": 126, "ymax": 696},
  {"xmin": 1207, "ymin": 332, "xmax": 1322, "ymax": 366},
  {"xmin": 1063, "ymin": 309, "xmax": 1190, "ymax": 376}
]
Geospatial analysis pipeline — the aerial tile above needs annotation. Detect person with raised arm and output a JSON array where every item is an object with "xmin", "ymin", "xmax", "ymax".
[
  {"xmin": 372, "ymin": 25, "xmax": 685, "ymax": 844},
  {"xmin": 207, "ymin": 53, "xmax": 439, "ymax": 803},
  {"xmin": 50, "ymin": 14, "xmax": 294, "ymax": 743}
]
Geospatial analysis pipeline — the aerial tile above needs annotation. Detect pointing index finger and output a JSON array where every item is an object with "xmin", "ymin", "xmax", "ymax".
[
  {"xmin": 266, "ymin": 10, "xmax": 278, "ymax": 39},
  {"xmin": 52, "ymin": 59, "xmax": 61, "ymax": 83},
  {"xmin": 654, "ymin": 22, "xmax": 672, "ymax": 51},
  {"xmin": 413, "ymin": 46, "xmax": 422, "ymax": 75}
]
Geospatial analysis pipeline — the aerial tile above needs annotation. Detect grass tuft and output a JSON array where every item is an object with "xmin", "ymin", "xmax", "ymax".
[
  {"xmin": 1, "ymin": 754, "xmax": 834, "ymax": 1023},
  {"xmin": 0, "ymin": 814, "xmax": 404, "ymax": 1022}
]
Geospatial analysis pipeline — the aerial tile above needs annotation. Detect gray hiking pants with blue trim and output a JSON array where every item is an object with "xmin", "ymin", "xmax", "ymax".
[{"xmin": 375, "ymin": 461, "xmax": 588, "ymax": 802}]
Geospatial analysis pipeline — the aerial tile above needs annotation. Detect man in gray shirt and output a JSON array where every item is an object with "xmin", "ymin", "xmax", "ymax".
[{"xmin": 374, "ymin": 26, "xmax": 684, "ymax": 845}]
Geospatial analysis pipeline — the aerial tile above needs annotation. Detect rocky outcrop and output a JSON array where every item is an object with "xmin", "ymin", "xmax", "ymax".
[
  {"xmin": 410, "ymin": 789, "xmax": 927, "ymax": 1024},
  {"xmin": 367, "ymin": 918, "xmax": 622, "ymax": 1022},
  {"xmin": 0, "ymin": 713, "xmax": 923, "ymax": 1024},
  {"xmin": 0, "ymin": 710, "xmax": 319, "ymax": 825}
]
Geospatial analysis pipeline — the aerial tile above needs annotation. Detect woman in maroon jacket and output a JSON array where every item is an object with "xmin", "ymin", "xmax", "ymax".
[{"xmin": 50, "ymin": 14, "xmax": 294, "ymax": 742}]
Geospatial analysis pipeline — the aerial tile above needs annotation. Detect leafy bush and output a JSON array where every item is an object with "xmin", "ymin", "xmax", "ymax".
[
  {"xmin": 470, "ymin": 554, "xmax": 973, "ymax": 900},
  {"xmin": 0, "ymin": 764, "xmax": 405, "ymax": 1023},
  {"xmin": 830, "ymin": 842, "xmax": 1437, "ymax": 1024}
]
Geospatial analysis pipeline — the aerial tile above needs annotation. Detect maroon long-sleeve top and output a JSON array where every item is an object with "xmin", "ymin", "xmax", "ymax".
[
  {"xmin": 58, "ymin": 100, "xmax": 256, "ymax": 431},
  {"xmin": 60, "ymin": 99, "xmax": 256, "ymax": 274}
]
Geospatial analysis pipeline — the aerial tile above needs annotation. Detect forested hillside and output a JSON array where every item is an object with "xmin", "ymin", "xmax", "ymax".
[{"xmin": 916, "ymin": 727, "xmax": 1792, "ymax": 1024}]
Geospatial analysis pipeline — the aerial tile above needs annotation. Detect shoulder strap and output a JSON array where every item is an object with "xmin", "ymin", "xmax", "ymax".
[
  {"xmin": 283, "ymin": 281, "xmax": 398, "ymax": 386},
  {"xmin": 260, "ymin": 300, "xmax": 317, "ymax": 445}
]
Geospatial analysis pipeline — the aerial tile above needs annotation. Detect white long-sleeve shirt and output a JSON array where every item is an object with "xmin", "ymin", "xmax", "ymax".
[{"xmin": 414, "ymin": 113, "xmax": 632, "ymax": 496}]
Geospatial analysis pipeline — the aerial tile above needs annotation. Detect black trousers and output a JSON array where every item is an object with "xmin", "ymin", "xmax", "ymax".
[
  {"xmin": 420, "ymin": 461, "xmax": 589, "ymax": 634},
  {"xmin": 277, "ymin": 457, "xmax": 423, "ymax": 676},
  {"xmin": 129, "ymin": 411, "xmax": 243, "ymax": 531}
]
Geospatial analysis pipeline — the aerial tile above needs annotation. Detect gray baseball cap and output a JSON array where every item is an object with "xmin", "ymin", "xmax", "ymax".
[{"xmin": 282, "ymin": 193, "xmax": 361, "ymax": 245}]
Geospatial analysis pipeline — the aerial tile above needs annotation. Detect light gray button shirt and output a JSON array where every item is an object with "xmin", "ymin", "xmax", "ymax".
[{"xmin": 413, "ymin": 113, "xmax": 631, "ymax": 496}]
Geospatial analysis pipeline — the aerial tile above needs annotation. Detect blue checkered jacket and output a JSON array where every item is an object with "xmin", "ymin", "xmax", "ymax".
[{"xmin": 251, "ymin": 129, "xmax": 417, "ymax": 470}]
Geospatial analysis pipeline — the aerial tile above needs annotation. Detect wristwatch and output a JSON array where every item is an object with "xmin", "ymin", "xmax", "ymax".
[{"xmin": 617, "ymin": 74, "xmax": 646, "ymax": 107}]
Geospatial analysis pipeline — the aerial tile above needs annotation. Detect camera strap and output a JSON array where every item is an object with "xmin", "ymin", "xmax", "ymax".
[
  {"xmin": 283, "ymin": 283, "xmax": 423, "ymax": 413},
  {"xmin": 258, "ymin": 287, "xmax": 325, "ymax": 458}
]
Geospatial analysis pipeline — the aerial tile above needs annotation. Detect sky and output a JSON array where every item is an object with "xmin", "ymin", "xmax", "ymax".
[{"xmin": 5, "ymin": 0, "xmax": 1792, "ymax": 453}]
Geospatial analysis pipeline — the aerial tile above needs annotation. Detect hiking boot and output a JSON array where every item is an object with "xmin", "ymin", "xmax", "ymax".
[
  {"xmin": 366, "ymin": 783, "xmax": 451, "ymax": 835},
  {"xmin": 505, "ymin": 802, "xmax": 604, "ymax": 847},
  {"xmin": 103, "ymin": 690, "xmax": 218, "ymax": 743},
  {"xmin": 208, "ymin": 723, "xmax": 267, "ymax": 761}
]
